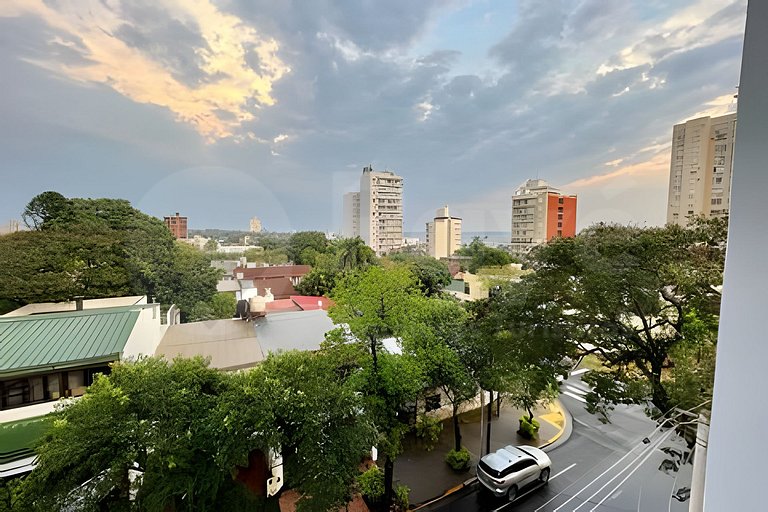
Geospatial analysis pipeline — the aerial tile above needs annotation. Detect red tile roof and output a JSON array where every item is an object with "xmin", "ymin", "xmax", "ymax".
[
  {"xmin": 290, "ymin": 296, "xmax": 333, "ymax": 311},
  {"xmin": 266, "ymin": 299, "xmax": 302, "ymax": 313},
  {"xmin": 233, "ymin": 265, "xmax": 311, "ymax": 280}
]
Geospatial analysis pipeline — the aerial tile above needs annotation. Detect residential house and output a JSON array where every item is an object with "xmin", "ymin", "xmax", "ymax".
[{"xmin": 0, "ymin": 298, "xmax": 168, "ymax": 477}]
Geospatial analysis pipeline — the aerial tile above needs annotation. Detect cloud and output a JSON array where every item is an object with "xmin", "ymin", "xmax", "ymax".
[
  {"xmin": 1, "ymin": 0, "xmax": 289, "ymax": 141},
  {"xmin": 0, "ymin": 1, "xmax": 748, "ymax": 232}
]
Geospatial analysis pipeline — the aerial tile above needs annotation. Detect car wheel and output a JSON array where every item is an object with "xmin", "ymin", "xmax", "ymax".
[
  {"xmin": 507, "ymin": 485, "xmax": 518, "ymax": 502},
  {"xmin": 539, "ymin": 468, "xmax": 551, "ymax": 484}
]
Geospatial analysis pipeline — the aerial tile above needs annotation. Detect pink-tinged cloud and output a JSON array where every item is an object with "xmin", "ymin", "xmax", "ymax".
[{"xmin": 0, "ymin": 0, "xmax": 289, "ymax": 141}]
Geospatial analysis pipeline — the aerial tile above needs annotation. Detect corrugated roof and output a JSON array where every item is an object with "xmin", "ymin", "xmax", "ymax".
[{"xmin": 0, "ymin": 307, "xmax": 141, "ymax": 377}]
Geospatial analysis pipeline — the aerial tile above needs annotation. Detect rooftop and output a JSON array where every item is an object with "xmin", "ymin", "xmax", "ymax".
[
  {"xmin": 0, "ymin": 305, "xmax": 150, "ymax": 377},
  {"xmin": 1, "ymin": 296, "xmax": 147, "ymax": 317}
]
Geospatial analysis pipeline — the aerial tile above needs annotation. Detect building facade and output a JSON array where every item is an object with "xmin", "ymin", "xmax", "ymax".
[
  {"xmin": 426, "ymin": 205, "xmax": 462, "ymax": 259},
  {"xmin": 249, "ymin": 217, "xmax": 263, "ymax": 233},
  {"xmin": 510, "ymin": 179, "xmax": 577, "ymax": 253},
  {"xmin": 341, "ymin": 192, "xmax": 360, "ymax": 238},
  {"xmin": 345, "ymin": 166, "xmax": 403, "ymax": 255},
  {"xmin": 164, "ymin": 212, "xmax": 188, "ymax": 239},
  {"xmin": 666, "ymin": 113, "xmax": 737, "ymax": 226},
  {"xmin": 0, "ymin": 298, "xmax": 167, "ymax": 477}
]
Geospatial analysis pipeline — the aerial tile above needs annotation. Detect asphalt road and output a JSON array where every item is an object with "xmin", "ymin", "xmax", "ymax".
[{"xmin": 429, "ymin": 374, "xmax": 694, "ymax": 512}]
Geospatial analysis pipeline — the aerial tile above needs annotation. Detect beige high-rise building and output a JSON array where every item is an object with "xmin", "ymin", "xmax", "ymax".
[
  {"xmin": 666, "ymin": 113, "xmax": 737, "ymax": 226},
  {"xmin": 426, "ymin": 206, "xmax": 462, "ymax": 259},
  {"xmin": 249, "ymin": 216, "xmax": 262, "ymax": 233},
  {"xmin": 510, "ymin": 179, "xmax": 577, "ymax": 254},
  {"xmin": 341, "ymin": 192, "xmax": 360, "ymax": 238},
  {"xmin": 358, "ymin": 166, "xmax": 403, "ymax": 255}
]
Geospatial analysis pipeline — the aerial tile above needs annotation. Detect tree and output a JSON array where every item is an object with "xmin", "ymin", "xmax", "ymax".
[
  {"xmin": 387, "ymin": 254, "xmax": 451, "ymax": 296},
  {"xmin": 328, "ymin": 266, "xmax": 425, "ymax": 506},
  {"xmin": 455, "ymin": 237, "xmax": 515, "ymax": 273},
  {"xmin": 204, "ymin": 239, "xmax": 219, "ymax": 252},
  {"xmin": 187, "ymin": 293, "xmax": 237, "ymax": 322},
  {"xmin": 295, "ymin": 238, "xmax": 377, "ymax": 296},
  {"xmin": 523, "ymin": 220, "xmax": 726, "ymax": 416},
  {"xmin": 294, "ymin": 253, "xmax": 340, "ymax": 296},
  {"xmin": 154, "ymin": 242, "xmax": 222, "ymax": 320},
  {"xmin": 401, "ymin": 299, "xmax": 476, "ymax": 451},
  {"xmin": 3, "ymin": 194, "xmax": 181, "ymax": 308},
  {"xmin": 216, "ymin": 351, "xmax": 377, "ymax": 512},
  {"xmin": 243, "ymin": 247, "xmax": 289, "ymax": 265},
  {"xmin": 287, "ymin": 231, "xmax": 328, "ymax": 264},
  {"xmin": 0, "ymin": 229, "xmax": 133, "ymax": 304},
  {"xmin": 21, "ymin": 191, "xmax": 70, "ymax": 230},
  {"xmin": 22, "ymin": 357, "xmax": 234, "ymax": 511},
  {"xmin": 335, "ymin": 237, "xmax": 377, "ymax": 272},
  {"xmin": 24, "ymin": 354, "xmax": 378, "ymax": 512}
]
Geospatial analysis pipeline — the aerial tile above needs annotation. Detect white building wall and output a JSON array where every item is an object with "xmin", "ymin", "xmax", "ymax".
[
  {"xmin": 342, "ymin": 192, "xmax": 360, "ymax": 238},
  {"xmin": 122, "ymin": 304, "xmax": 168, "ymax": 360}
]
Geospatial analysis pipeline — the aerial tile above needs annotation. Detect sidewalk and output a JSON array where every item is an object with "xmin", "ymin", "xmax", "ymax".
[{"xmin": 395, "ymin": 398, "xmax": 570, "ymax": 507}]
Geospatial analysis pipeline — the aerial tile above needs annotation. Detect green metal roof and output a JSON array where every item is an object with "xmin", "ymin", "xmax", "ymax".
[
  {"xmin": 0, "ymin": 416, "xmax": 51, "ymax": 465},
  {"xmin": 0, "ymin": 306, "xmax": 142, "ymax": 377}
]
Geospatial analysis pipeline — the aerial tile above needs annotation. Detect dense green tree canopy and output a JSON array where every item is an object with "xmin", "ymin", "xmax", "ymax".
[
  {"xmin": 455, "ymin": 237, "xmax": 516, "ymax": 273},
  {"xmin": 521, "ymin": 219, "xmax": 726, "ymax": 416},
  {"xmin": 295, "ymin": 237, "xmax": 377, "ymax": 296},
  {"xmin": 327, "ymin": 265, "xmax": 426, "ymax": 506},
  {"xmin": 22, "ymin": 353, "xmax": 377, "ymax": 512},
  {"xmin": 386, "ymin": 253, "xmax": 451, "ymax": 296},
  {"xmin": 1, "ymin": 193, "xmax": 220, "ymax": 320},
  {"xmin": 287, "ymin": 231, "xmax": 328, "ymax": 265}
]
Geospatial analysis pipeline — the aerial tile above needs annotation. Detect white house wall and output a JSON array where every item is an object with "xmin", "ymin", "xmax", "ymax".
[{"xmin": 122, "ymin": 305, "xmax": 167, "ymax": 360}]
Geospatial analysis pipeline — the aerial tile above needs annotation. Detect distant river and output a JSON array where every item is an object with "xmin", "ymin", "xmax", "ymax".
[{"xmin": 404, "ymin": 231, "xmax": 511, "ymax": 247}]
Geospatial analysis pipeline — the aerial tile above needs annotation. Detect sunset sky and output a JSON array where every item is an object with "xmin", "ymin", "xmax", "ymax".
[{"xmin": 0, "ymin": 0, "xmax": 746, "ymax": 233}]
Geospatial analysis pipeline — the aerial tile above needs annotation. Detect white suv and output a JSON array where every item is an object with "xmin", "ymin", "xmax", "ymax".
[{"xmin": 476, "ymin": 445, "xmax": 552, "ymax": 501}]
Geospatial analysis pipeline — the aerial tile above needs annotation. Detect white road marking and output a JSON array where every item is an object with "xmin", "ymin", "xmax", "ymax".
[
  {"xmin": 571, "ymin": 368, "xmax": 589, "ymax": 376},
  {"xmin": 571, "ymin": 430, "xmax": 673, "ymax": 512},
  {"xmin": 552, "ymin": 430, "xmax": 671, "ymax": 512},
  {"xmin": 588, "ymin": 431, "xmax": 673, "ymax": 511},
  {"xmin": 550, "ymin": 463, "xmax": 577, "ymax": 481},
  {"xmin": 562, "ymin": 391, "xmax": 588, "ymax": 403},
  {"xmin": 566, "ymin": 385, "xmax": 589, "ymax": 395}
]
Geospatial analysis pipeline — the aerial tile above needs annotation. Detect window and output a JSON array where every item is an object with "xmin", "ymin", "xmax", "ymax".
[
  {"xmin": 558, "ymin": 197, "xmax": 564, "ymax": 204},
  {"xmin": 557, "ymin": 229, "xmax": 563, "ymax": 236}
]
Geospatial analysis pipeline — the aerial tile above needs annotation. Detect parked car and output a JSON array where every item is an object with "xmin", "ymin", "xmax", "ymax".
[{"xmin": 477, "ymin": 445, "xmax": 552, "ymax": 501}]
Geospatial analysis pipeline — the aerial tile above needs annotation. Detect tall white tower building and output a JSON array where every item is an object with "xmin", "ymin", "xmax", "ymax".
[
  {"xmin": 342, "ymin": 192, "xmax": 360, "ymax": 238},
  {"xmin": 353, "ymin": 166, "xmax": 404, "ymax": 255},
  {"xmin": 666, "ymin": 113, "xmax": 737, "ymax": 226}
]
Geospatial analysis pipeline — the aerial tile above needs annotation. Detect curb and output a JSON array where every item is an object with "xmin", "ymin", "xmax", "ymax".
[{"xmin": 411, "ymin": 397, "xmax": 572, "ymax": 511}]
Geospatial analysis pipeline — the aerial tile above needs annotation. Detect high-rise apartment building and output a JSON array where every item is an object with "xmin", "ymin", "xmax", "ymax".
[
  {"xmin": 164, "ymin": 212, "xmax": 188, "ymax": 239},
  {"xmin": 341, "ymin": 192, "xmax": 360, "ymax": 238},
  {"xmin": 426, "ymin": 205, "xmax": 462, "ymax": 259},
  {"xmin": 249, "ymin": 217, "xmax": 262, "ymax": 233},
  {"xmin": 343, "ymin": 166, "xmax": 403, "ymax": 255},
  {"xmin": 510, "ymin": 179, "xmax": 576, "ymax": 253},
  {"xmin": 666, "ymin": 113, "xmax": 737, "ymax": 226}
]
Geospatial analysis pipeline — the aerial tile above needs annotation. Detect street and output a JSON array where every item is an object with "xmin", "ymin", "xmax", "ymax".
[{"xmin": 429, "ymin": 374, "xmax": 694, "ymax": 512}]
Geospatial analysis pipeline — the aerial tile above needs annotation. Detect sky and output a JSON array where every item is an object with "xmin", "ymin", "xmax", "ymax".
[{"xmin": 0, "ymin": 0, "xmax": 747, "ymax": 233}]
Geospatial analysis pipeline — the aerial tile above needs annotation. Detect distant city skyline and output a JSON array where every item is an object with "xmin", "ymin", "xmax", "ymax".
[{"xmin": 0, "ymin": 1, "xmax": 746, "ymax": 233}]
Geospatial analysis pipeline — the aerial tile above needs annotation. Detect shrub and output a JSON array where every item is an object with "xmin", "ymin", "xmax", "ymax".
[
  {"xmin": 357, "ymin": 465, "xmax": 384, "ymax": 502},
  {"xmin": 394, "ymin": 484, "xmax": 410, "ymax": 511},
  {"xmin": 445, "ymin": 446, "xmax": 471, "ymax": 472},
  {"xmin": 415, "ymin": 415, "xmax": 443, "ymax": 451},
  {"xmin": 518, "ymin": 416, "xmax": 541, "ymax": 439}
]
